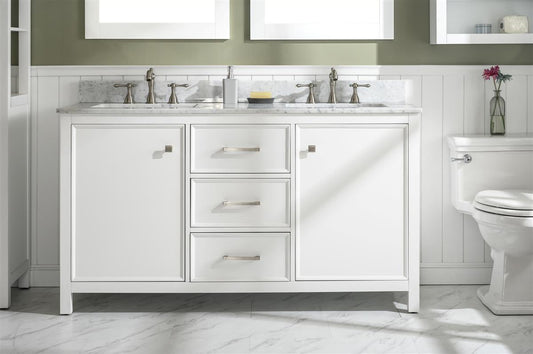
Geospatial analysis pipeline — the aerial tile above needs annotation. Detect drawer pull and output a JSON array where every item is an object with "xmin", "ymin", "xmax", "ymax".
[
  {"xmin": 164, "ymin": 145, "xmax": 173, "ymax": 153},
  {"xmin": 222, "ymin": 147, "xmax": 261, "ymax": 152},
  {"xmin": 223, "ymin": 255, "xmax": 261, "ymax": 261},
  {"xmin": 223, "ymin": 201, "xmax": 261, "ymax": 207}
]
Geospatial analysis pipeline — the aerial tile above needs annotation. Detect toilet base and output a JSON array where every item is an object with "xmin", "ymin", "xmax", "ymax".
[{"xmin": 477, "ymin": 286, "xmax": 533, "ymax": 315}]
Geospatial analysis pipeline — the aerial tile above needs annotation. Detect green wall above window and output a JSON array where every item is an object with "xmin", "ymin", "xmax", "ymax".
[{"xmin": 31, "ymin": 0, "xmax": 532, "ymax": 65}]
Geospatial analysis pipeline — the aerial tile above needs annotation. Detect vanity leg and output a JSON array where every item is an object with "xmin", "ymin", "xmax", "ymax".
[
  {"xmin": 408, "ymin": 289, "xmax": 419, "ymax": 313},
  {"xmin": 60, "ymin": 290, "xmax": 73, "ymax": 315},
  {"xmin": 17, "ymin": 270, "xmax": 30, "ymax": 289}
]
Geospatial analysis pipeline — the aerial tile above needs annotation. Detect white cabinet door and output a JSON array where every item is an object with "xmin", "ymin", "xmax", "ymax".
[
  {"xmin": 71, "ymin": 125, "xmax": 184, "ymax": 281},
  {"xmin": 296, "ymin": 125, "xmax": 407, "ymax": 280}
]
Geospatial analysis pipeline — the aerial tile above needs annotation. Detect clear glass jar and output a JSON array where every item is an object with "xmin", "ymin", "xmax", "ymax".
[{"xmin": 490, "ymin": 90, "xmax": 506, "ymax": 135}]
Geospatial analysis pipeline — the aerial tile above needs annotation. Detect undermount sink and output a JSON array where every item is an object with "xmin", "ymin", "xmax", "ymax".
[
  {"xmin": 90, "ymin": 103, "xmax": 199, "ymax": 109},
  {"xmin": 284, "ymin": 103, "xmax": 388, "ymax": 108}
]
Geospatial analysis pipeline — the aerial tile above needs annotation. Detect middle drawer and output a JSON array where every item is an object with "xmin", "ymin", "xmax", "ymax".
[{"xmin": 191, "ymin": 179, "xmax": 290, "ymax": 228}]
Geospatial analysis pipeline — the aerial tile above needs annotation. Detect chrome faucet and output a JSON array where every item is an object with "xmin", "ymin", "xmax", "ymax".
[
  {"xmin": 328, "ymin": 67, "xmax": 338, "ymax": 103},
  {"xmin": 145, "ymin": 68, "xmax": 156, "ymax": 104}
]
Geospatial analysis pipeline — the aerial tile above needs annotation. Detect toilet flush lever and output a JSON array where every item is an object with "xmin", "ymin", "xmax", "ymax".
[{"xmin": 451, "ymin": 154, "xmax": 472, "ymax": 164}]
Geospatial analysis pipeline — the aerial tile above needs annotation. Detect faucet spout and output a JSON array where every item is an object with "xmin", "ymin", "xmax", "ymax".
[
  {"xmin": 328, "ymin": 67, "xmax": 338, "ymax": 104},
  {"xmin": 146, "ymin": 68, "xmax": 156, "ymax": 104}
]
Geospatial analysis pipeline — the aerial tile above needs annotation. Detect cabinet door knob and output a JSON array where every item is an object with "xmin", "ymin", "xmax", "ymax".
[
  {"xmin": 307, "ymin": 145, "xmax": 316, "ymax": 153},
  {"xmin": 164, "ymin": 145, "xmax": 173, "ymax": 153}
]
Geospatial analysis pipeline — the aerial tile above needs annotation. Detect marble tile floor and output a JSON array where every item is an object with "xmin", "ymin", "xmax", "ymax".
[{"xmin": 1, "ymin": 286, "xmax": 532, "ymax": 354}]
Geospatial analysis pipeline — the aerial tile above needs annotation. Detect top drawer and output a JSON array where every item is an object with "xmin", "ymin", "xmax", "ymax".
[{"xmin": 191, "ymin": 125, "xmax": 290, "ymax": 173}]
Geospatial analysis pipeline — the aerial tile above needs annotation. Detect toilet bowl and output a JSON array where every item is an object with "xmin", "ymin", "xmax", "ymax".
[
  {"xmin": 472, "ymin": 190, "xmax": 533, "ymax": 315},
  {"xmin": 448, "ymin": 135, "xmax": 533, "ymax": 315}
]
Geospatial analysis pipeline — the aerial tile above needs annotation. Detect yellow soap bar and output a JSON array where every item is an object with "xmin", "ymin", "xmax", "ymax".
[{"xmin": 250, "ymin": 91, "xmax": 272, "ymax": 99}]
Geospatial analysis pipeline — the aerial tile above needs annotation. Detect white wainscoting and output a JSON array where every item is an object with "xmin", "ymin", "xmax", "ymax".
[{"xmin": 30, "ymin": 65, "xmax": 533, "ymax": 286}]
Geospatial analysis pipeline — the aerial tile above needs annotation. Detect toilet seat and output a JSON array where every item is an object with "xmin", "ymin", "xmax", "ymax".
[{"xmin": 474, "ymin": 190, "xmax": 533, "ymax": 217}]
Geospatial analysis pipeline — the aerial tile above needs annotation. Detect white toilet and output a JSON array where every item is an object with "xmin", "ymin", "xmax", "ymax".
[{"xmin": 448, "ymin": 135, "xmax": 533, "ymax": 315}]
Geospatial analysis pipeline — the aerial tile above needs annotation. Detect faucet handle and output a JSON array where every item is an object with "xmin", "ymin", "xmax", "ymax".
[
  {"xmin": 349, "ymin": 83, "xmax": 371, "ymax": 104},
  {"xmin": 296, "ymin": 83, "xmax": 317, "ymax": 104},
  {"xmin": 349, "ymin": 83, "xmax": 371, "ymax": 88},
  {"xmin": 167, "ymin": 83, "xmax": 190, "ymax": 104},
  {"xmin": 113, "ymin": 83, "xmax": 137, "ymax": 104}
]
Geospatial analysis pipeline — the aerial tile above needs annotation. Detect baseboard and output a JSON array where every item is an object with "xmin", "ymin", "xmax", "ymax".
[
  {"xmin": 420, "ymin": 263, "xmax": 492, "ymax": 285},
  {"xmin": 30, "ymin": 264, "xmax": 492, "ymax": 287},
  {"xmin": 30, "ymin": 265, "xmax": 60, "ymax": 287}
]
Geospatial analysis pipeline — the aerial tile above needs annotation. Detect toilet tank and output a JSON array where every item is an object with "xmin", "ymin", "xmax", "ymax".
[{"xmin": 448, "ymin": 135, "xmax": 533, "ymax": 214}]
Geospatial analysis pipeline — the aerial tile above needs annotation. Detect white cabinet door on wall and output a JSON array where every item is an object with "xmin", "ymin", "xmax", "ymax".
[
  {"xmin": 71, "ymin": 125, "xmax": 184, "ymax": 281},
  {"xmin": 296, "ymin": 125, "xmax": 407, "ymax": 280}
]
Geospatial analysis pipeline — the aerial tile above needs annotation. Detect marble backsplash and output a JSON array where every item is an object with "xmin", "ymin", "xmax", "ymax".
[{"xmin": 79, "ymin": 79, "xmax": 406, "ymax": 104}]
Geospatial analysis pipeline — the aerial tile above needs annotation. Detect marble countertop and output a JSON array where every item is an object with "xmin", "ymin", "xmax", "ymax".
[{"xmin": 58, "ymin": 103, "xmax": 422, "ymax": 115}]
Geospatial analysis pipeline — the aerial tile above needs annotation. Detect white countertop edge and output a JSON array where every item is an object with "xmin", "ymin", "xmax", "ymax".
[{"xmin": 57, "ymin": 103, "xmax": 423, "ymax": 115}]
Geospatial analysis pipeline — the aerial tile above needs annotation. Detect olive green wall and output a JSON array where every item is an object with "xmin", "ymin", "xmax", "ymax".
[{"xmin": 32, "ymin": 0, "xmax": 533, "ymax": 65}]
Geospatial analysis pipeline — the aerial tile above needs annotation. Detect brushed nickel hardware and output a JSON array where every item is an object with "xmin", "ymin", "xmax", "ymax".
[
  {"xmin": 296, "ymin": 83, "xmax": 317, "ymax": 104},
  {"xmin": 451, "ymin": 154, "xmax": 472, "ymax": 164},
  {"xmin": 223, "ymin": 255, "xmax": 261, "ymax": 261},
  {"xmin": 145, "ymin": 68, "xmax": 156, "ymax": 104},
  {"xmin": 222, "ymin": 147, "xmax": 261, "ymax": 152},
  {"xmin": 222, "ymin": 201, "xmax": 261, "ymax": 207},
  {"xmin": 164, "ymin": 145, "xmax": 173, "ymax": 153},
  {"xmin": 328, "ymin": 67, "xmax": 338, "ymax": 103},
  {"xmin": 307, "ymin": 145, "xmax": 317, "ymax": 153},
  {"xmin": 167, "ymin": 83, "xmax": 190, "ymax": 104},
  {"xmin": 349, "ymin": 83, "xmax": 371, "ymax": 104},
  {"xmin": 113, "ymin": 83, "xmax": 137, "ymax": 104}
]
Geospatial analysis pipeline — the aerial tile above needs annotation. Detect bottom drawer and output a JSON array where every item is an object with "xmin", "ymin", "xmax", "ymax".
[{"xmin": 191, "ymin": 233, "xmax": 290, "ymax": 282}]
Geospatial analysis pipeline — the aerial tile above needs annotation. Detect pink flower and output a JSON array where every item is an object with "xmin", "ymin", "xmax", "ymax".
[{"xmin": 482, "ymin": 65, "xmax": 500, "ymax": 80}]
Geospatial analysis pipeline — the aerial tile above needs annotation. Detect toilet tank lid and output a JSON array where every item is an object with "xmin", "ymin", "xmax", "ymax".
[
  {"xmin": 448, "ymin": 135, "xmax": 533, "ymax": 152},
  {"xmin": 475, "ymin": 190, "xmax": 533, "ymax": 211}
]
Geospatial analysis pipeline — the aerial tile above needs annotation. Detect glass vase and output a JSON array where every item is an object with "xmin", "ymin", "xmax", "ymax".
[{"xmin": 490, "ymin": 90, "xmax": 506, "ymax": 135}]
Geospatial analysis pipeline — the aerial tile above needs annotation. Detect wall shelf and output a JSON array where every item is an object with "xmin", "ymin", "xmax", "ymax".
[
  {"xmin": 430, "ymin": 0, "xmax": 533, "ymax": 44},
  {"xmin": 446, "ymin": 33, "xmax": 533, "ymax": 44},
  {"xmin": 10, "ymin": 27, "xmax": 28, "ymax": 32}
]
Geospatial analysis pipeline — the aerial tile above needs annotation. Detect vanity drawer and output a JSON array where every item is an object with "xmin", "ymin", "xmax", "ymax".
[
  {"xmin": 191, "ymin": 125, "xmax": 290, "ymax": 173},
  {"xmin": 191, "ymin": 179, "xmax": 290, "ymax": 228},
  {"xmin": 191, "ymin": 233, "xmax": 290, "ymax": 282}
]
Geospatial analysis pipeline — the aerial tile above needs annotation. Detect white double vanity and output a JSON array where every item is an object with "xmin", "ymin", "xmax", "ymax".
[{"xmin": 58, "ymin": 104, "xmax": 421, "ymax": 315}]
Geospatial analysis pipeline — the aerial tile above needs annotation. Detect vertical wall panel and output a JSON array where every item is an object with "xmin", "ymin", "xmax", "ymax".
[
  {"xmin": 464, "ymin": 73, "xmax": 485, "ymax": 134},
  {"xmin": 402, "ymin": 76, "xmax": 422, "ymax": 106},
  {"xmin": 35, "ymin": 76, "xmax": 60, "ymax": 265},
  {"xmin": 59, "ymin": 77, "xmax": 80, "ymax": 107},
  {"xmin": 442, "ymin": 75, "xmax": 464, "ymax": 263},
  {"xmin": 420, "ymin": 75, "xmax": 443, "ymax": 263},
  {"xmin": 528, "ymin": 76, "xmax": 533, "ymax": 133},
  {"xmin": 30, "ymin": 76, "xmax": 38, "ymax": 267},
  {"xmin": 506, "ymin": 75, "xmax": 528, "ymax": 134},
  {"xmin": 463, "ymin": 71, "xmax": 488, "ymax": 263}
]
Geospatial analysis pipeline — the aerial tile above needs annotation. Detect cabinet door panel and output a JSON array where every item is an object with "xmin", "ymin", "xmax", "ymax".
[
  {"xmin": 72, "ymin": 125, "xmax": 184, "ymax": 281},
  {"xmin": 296, "ymin": 125, "xmax": 407, "ymax": 280}
]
